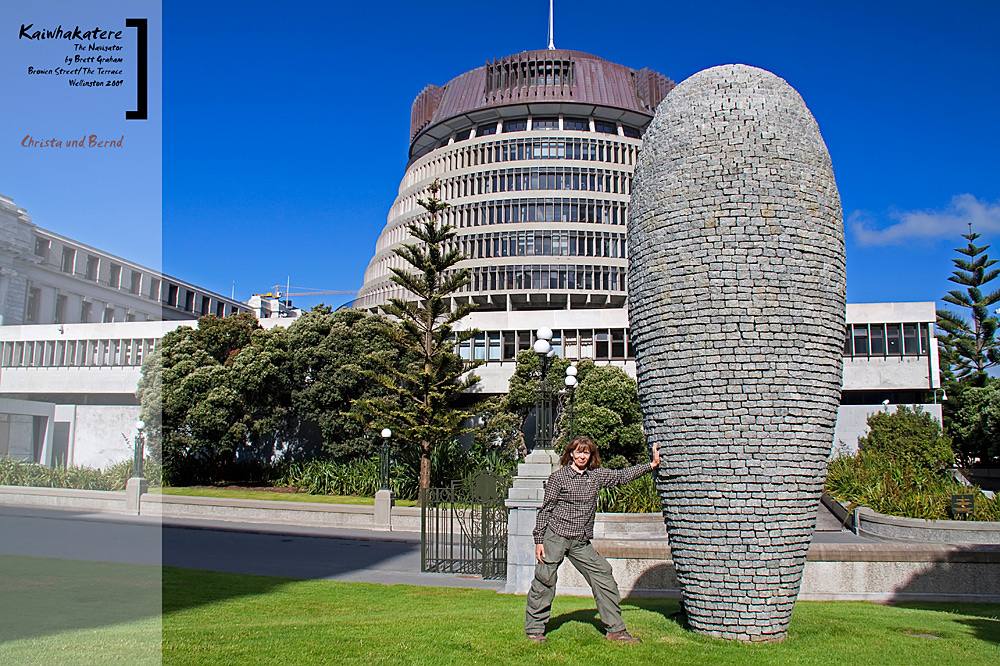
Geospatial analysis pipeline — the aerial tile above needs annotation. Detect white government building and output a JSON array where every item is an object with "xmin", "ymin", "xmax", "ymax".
[{"xmin": 2, "ymin": 51, "xmax": 941, "ymax": 470}]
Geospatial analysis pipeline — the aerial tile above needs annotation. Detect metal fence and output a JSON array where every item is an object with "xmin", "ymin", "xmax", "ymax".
[{"xmin": 421, "ymin": 471, "xmax": 510, "ymax": 580}]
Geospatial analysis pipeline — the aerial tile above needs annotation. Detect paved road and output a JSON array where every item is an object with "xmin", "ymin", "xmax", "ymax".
[{"xmin": 0, "ymin": 506, "xmax": 504, "ymax": 589}]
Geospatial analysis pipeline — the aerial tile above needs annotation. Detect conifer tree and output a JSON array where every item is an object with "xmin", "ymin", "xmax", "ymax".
[
  {"xmin": 359, "ymin": 180, "xmax": 479, "ymax": 498},
  {"xmin": 936, "ymin": 225, "xmax": 1000, "ymax": 386}
]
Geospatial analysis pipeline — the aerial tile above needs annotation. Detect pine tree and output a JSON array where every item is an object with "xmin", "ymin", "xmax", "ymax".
[
  {"xmin": 359, "ymin": 180, "xmax": 479, "ymax": 498},
  {"xmin": 936, "ymin": 225, "xmax": 1000, "ymax": 386}
]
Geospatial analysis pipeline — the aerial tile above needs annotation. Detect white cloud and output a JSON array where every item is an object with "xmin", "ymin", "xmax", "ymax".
[{"xmin": 849, "ymin": 194, "xmax": 1000, "ymax": 246}]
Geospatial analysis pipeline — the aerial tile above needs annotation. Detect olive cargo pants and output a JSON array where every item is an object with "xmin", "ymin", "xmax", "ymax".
[{"xmin": 525, "ymin": 528, "xmax": 626, "ymax": 635}]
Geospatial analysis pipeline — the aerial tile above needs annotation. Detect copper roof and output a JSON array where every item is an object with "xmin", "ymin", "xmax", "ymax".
[{"xmin": 409, "ymin": 49, "xmax": 674, "ymax": 146}]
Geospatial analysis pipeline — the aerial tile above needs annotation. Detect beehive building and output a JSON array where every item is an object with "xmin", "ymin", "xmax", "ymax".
[{"xmin": 357, "ymin": 48, "xmax": 941, "ymax": 449}]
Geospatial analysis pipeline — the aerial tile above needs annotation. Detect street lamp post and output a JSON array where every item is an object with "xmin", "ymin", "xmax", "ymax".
[
  {"xmin": 125, "ymin": 420, "xmax": 148, "ymax": 515},
  {"xmin": 564, "ymin": 365, "xmax": 578, "ymax": 442},
  {"xmin": 132, "ymin": 420, "xmax": 145, "ymax": 479},
  {"xmin": 533, "ymin": 328, "xmax": 555, "ymax": 449},
  {"xmin": 379, "ymin": 427, "xmax": 392, "ymax": 491},
  {"xmin": 375, "ymin": 427, "xmax": 394, "ymax": 529}
]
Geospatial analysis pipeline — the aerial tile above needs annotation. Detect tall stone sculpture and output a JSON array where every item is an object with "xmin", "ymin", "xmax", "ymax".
[{"xmin": 628, "ymin": 64, "xmax": 845, "ymax": 642}]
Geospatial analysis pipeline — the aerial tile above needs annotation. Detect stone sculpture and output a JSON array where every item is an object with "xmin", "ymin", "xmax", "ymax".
[{"xmin": 628, "ymin": 64, "xmax": 846, "ymax": 642}]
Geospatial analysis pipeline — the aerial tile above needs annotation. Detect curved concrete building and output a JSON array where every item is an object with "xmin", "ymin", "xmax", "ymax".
[
  {"xmin": 357, "ymin": 48, "xmax": 941, "ymax": 449},
  {"xmin": 357, "ymin": 50, "xmax": 673, "ymax": 397}
]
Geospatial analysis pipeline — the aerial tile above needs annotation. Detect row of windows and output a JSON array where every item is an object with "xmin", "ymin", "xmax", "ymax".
[
  {"xmin": 451, "ymin": 230, "xmax": 626, "ymax": 260},
  {"xmin": 465, "ymin": 136, "xmax": 635, "ymax": 165},
  {"xmin": 404, "ymin": 133, "xmax": 641, "ymax": 192},
  {"xmin": 458, "ymin": 328, "xmax": 634, "ymax": 363},
  {"xmin": 0, "ymin": 338, "xmax": 156, "ymax": 369},
  {"xmin": 447, "ymin": 198, "xmax": 628, "ymax": 228},
  {"xmin": 439, "ymin": 166, "xmax": 630, "ymax": 200},
  {"xmin": 34, "ymin": 236, "xmax": 246, "ymax": 318},
  {"xmin": 26, "ymin": 287, "xmax": 148, "ymax": 325},
  {"xmin": 457, "ymin": 263, "xmax": 627, "ymax": 293},
  {"xmin": 844, "ymin": 323, "xmax": 931, "ymax": 357},
  {"xmin": 485, "ymin": 59, "xmax": 575, "ymax": 94}
]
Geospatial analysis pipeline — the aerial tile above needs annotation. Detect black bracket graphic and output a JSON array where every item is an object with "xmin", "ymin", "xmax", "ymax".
[{"xmin": 125, "ymin": 18, "xmax": 147, "ymax": 120}]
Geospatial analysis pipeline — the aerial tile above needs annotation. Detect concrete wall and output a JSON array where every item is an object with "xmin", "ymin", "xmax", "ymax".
[
  {"xmin": 834, "ymin": 403, "xmax": 943, "ymax": 455},
  {"xmin": 70, "ymin": 405, "xmax": 142, "ymax": 469}
]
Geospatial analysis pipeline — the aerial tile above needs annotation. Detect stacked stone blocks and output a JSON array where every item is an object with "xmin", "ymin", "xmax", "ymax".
[{"xmin": 628, "ymin": 64, "xmax": 846, "ymax": 641}]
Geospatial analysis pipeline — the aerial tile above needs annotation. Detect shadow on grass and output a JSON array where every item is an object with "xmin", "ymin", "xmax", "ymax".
[
  {"xmin": 891, "ymin": 601, "xmax": 1000, "ymax": 646},
  {"xmin": 887, "ymin": 543, "xmax": 1000, "ymax": 645},
  {"xmin": 0, "ymin": 555, "xmax": 161, "ymax": 643},
  {"xmin": 1, "ymin": 505, "xmax": 426, "ymax": 640}
]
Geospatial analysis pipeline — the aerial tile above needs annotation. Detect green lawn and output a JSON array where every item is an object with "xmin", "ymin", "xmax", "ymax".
[
  {"xmin": 153, "ymin": 486, "xmax": 419, "ymax": 507},
  {"xmin": 2, "ymin": 560, "xmax": 997, "ymax": 665},
  {"xmin": 161, "ymin": 569, "xmax": 1000, "ymax": 666},
  {"xmin": 0, "ymin": 555, "xmax": 161, "ymax": 666}
]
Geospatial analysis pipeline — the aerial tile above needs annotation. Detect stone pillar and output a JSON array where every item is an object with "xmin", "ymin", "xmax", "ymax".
[
  {"xmin": 628, "ymin": 65, "xmax": 845, "ymax": 642},
  {"xmin": 125, "ymin": 476, "xmax": 148, "ymax": 515},
  {"xmin": 503, "ymin": 448, "xmax": 559, "ymax": 594},
  {"xmin": 374, "ymin": 489, "xmax": 394, "ymax": 530}
]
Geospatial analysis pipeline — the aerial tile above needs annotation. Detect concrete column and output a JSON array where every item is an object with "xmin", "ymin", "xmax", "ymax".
[
  {"xmin": 125, "ymin": 476, "xmax": 148, "ymax": 515},
  {"xmin": 503, "ymin": 447, "xmax": 559, "ymax": 594},
  {"xmin": 374, "ymin": 489, "xmax": 394, "ymax": 530}
]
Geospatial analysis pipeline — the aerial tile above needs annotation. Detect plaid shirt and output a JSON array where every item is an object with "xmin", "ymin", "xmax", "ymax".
[{"xmin": 533, "ymin": 462, "xmax": 653, "ymax": 544}]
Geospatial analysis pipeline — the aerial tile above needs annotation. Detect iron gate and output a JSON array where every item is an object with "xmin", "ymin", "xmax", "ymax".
[{"xmin": 421, "ymin": 471, "xmax": 510, "ymax": 579}]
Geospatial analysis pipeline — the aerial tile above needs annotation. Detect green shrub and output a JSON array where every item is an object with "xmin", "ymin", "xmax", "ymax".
[
  {"xmin": 0, "ymin": 457, "xmax": 162, "ymax": 491},
  {"xmin": 825, "ymin": 450, "xmax": 1000, "ymax": 521},
  {"xmin": 598, "ymin": 473, "xmax": 660, "ymax": 513},
  {"xmin": 859, "ymin": 405, "xmax": 953, "ymax": 471}
]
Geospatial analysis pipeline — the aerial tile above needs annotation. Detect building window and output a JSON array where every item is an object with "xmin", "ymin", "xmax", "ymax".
[
  {"xmin": 595, "ymin": 330, "xmax": 610, "ymax": 359},
  {"xmin": 852, "ymin": 324, "xmax": 869, "ymax": 356},
  {"xmin": 216, "ymin": 301, "xmax": 225, "ymax": 317},
  {"xmin": 622, "ymin": 126, "xmax": 641, "ymax": 138},
  {"xmin": 25, "ymin": 287, "xmax": 41, "ymax": 323},
  {"xmin": 870, "ymin": 324, "xmax": 885, "ymax": 355},
  {"xmin": 885, "ymin": 324, "xmax": 901, "ymax": 355},
  {"xmin": 476, "ymin": 123, "xmax": 497, "ymax": 137},
  {"xmin": 533, "ymin": 117, "xmax": 559, "ymax": 130},
  {"xmin": 594, "ymin": 121, "xmax": 617, "ymax": 134},
  {"xmin": 86, "ymin": 255, "xmax": 99, "ymax": 281},
  {"xmin": 149, "ymin": 278, "xmax": 161, "ymax": 301},
  {"xmin": 611, "ymin": 329, "xmax": 626, "ymax": 358},
  {"xmin": 563, "ymin": 118, "xmax": 588, "ymax": 131},
  {"xmin": 502, "ymin": 119, "xmax": 527, "ymax": 133},
  {"xmin": 184, "ymin": 291, "xmax": 195, "ymax": 312},
  {"xmin": 54, "ymin": 295, "xmax": 67, "ymax": 324},
  {"xmin": 166, "ymin": 284, "xmax": 179, "ymax": 306},
  {"xmin": 903, "ymin": 323, "xmax": 920, "ymax": 355},
  {"xmin": 61, "ymin": 248, "xmax": 76, "ymax": 273},
  {"xmin": 130, "ymin": 271, "xmax": 142, "ymax": 294},
  {"xmin": 200, "ymin": 296, "xmax": 210, "ymax": 316},
  {"xmin": 80, "ymin": 301, "xmax": 93, "ymax": 322},
  {"xmin": 103, "ymin": 307, "xmax": 115, "ymax": 323},
  {"xmin": 454, "ymin": 129, "xmax": 471, "ymax": 142},
  {"xmin": 34, "ymin": 238, "xmax": 50, "ymax": 259},
  {"xmin": 109, "ymin": 264, "xmax": 122, "ymax": 289}
]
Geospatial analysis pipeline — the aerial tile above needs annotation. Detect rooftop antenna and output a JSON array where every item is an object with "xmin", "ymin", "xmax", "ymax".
[{"xmin": 547, "ymin": 0, "xmax": 555, "ymax": 50}]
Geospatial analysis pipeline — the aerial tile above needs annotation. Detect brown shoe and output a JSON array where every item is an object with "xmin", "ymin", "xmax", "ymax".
[
  {"xmin": 526, "ymin": 633, "xmax": 547, "ymax": 643},
  {"xmin": 606, "ymin": 629, "xmax": 641, "ymax": 643}
]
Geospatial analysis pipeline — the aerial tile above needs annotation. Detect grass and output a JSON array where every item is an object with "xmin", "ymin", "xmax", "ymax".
[
  {"xmin": 153, "ymin": 486, "xmax": 419, "ymax": 506},
  {"xmin": 160, "ymin": 568, "xmax": 1000, "ymax": 666},
  {"xmin": 0, "ymin": 555, "xmax": 161, "ymax": 666},
  {"xmin": 2, "ymin": 561, "xmax": 997, "ymax": 665}
]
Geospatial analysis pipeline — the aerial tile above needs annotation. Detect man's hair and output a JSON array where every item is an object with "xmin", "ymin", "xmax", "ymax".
[{"xmin": 559, "ymin": 435, "xmax": 602, "ymax": 469}]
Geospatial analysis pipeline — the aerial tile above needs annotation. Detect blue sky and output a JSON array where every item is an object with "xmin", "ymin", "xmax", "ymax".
[{"xmin": 3, "ymin": 1, "xmax": 999, "ymax": 313}]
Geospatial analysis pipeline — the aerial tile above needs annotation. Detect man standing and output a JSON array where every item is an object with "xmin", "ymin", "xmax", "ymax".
[{"xmin": 525, "ymin": 435, "xmax": 660, "ymax": 643}]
